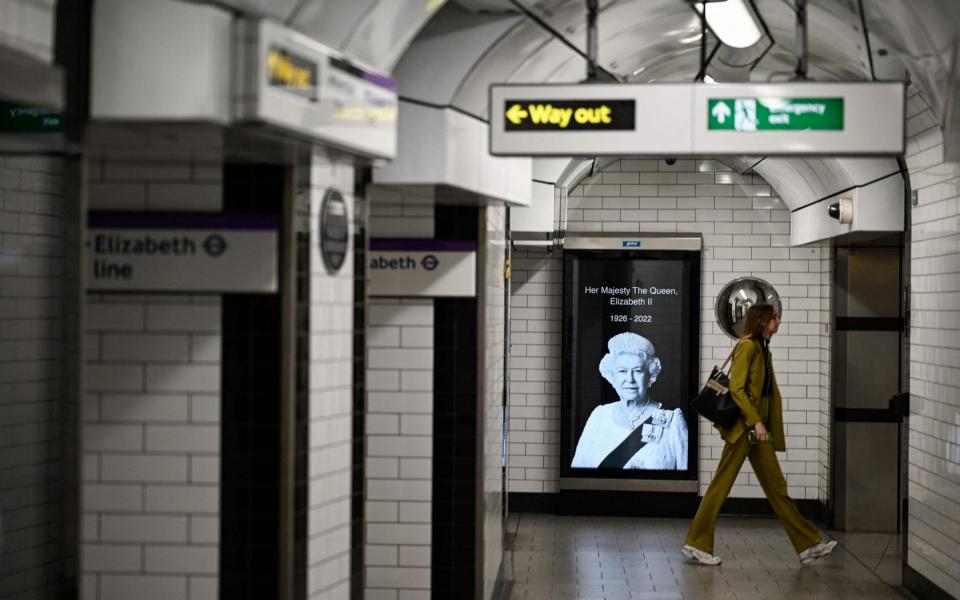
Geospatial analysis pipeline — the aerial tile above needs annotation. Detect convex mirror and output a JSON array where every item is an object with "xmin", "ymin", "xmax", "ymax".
[{"xmin": 715, "ymin": 276, "xmax": 782, "ymax": 339}]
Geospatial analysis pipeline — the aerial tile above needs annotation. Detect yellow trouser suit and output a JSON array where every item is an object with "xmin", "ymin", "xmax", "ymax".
[{"xmin": 685, "ymin": 338, "xmax": 821, "ymax": 554}]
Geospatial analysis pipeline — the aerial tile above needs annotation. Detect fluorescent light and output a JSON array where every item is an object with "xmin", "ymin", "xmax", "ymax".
[{"xmin": 696, "ymin": 0, "xmax": 762, "ymax": 49}]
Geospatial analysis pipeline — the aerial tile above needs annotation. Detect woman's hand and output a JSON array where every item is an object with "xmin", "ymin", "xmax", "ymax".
[{"xmin": 754, "ymin": 422, "xmax": 769, "ymax": 443}]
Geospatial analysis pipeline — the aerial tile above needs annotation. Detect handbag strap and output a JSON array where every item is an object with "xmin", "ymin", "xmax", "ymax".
[
  {"xmin": 718, "ymin": 339, "xmax": 760, "ymax": 375},
  {"xmin": 717, "ymin": 344, "xmax": 738, "ymax": 374}
]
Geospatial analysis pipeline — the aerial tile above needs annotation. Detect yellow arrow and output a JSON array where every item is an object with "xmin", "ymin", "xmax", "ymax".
[{"xmin": 506, "ymin": 104, "xmax": 528, "ymax": 124}]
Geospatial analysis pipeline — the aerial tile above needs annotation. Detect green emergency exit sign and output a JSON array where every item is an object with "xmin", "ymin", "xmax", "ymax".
[
  {"xmin": 708, "ymin": 97, "xmax": 844, "ymax": 131},
  {"xmin": 0, "ymin": 102, "xmax": 64, "ymax": 133}
]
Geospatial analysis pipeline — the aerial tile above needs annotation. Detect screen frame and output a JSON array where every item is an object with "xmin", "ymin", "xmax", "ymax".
[{"xmin": 559, "ymin": 247, "xmax": 702, "ymax": 488}]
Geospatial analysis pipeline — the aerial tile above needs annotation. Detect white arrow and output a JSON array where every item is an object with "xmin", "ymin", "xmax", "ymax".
[{"xmin": 711, "ymin": 101, "xmax": 732, "ymax": 124}]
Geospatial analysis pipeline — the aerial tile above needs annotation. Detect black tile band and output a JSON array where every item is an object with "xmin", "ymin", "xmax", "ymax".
[{"xmin": 835, "ymin": 316, "xmax": 904, "ymax": 331}]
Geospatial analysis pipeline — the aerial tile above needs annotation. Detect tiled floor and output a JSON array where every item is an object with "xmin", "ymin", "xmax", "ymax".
[{"xmin": 505, "ymin": 514, "xmax": 913, "ymax": 599}]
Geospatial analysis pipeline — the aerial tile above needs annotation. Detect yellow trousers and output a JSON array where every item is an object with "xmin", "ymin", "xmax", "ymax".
[{"xmin": 685, "ymin": 432, "xmax": 822, "ymax": 554}]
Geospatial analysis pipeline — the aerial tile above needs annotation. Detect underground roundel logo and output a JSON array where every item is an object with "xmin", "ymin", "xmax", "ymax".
[
  {"xmin": 421, "ymin": 254, "xmax": 439, "ymax": 271},
  {"xmin": 203, "ymin": 234, "xmax": 228, "ymax": 257}
]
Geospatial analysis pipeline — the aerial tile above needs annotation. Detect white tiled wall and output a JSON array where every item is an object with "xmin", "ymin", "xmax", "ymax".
[
  {"xmin": 307, "ymin": 149, "xmax": 356, "ymax": 600},
  {"xmin": 903, "ymin": 88, "xmax": 960, "ymax": 598},
  {"xmin": 480, "ymin": 206, "xmax": 507, "ymax": 600},
  {"xmin": 0, "ymin": 154, "xmax": 70, "ymax": 600},
  {"xmin": 364, "ymin": 199, "xmax": 435, "ymax": 600},
  {"xmin": 0, "ymin": 0, "xmax": 56, "ymax": 63},
  {"xmin": 510, "ymin": 160, "xmax": 832, "ymax": 500},
  {"xmin": 82, "ymin": 127, "xmax": 223, "ymax": 600}
]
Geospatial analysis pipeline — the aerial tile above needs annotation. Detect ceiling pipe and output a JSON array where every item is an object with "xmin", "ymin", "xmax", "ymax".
[
  {"xmin": 794, "ymin": 0, "xmax": 808, "ymax": 79},
  {"xmin": 586, "ymin": 0, "xmax": 599, "ymax": 81},
  {"xmin": 696, "ymin": 2, "xmax": 708, "ymax": 81}
]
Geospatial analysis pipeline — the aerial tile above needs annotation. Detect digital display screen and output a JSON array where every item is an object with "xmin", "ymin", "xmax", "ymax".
[{"xmin": 561, "ymin": 249, "xmax": 700, "ymax": 481}]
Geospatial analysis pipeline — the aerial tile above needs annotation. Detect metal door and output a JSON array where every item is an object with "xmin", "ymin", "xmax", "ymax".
[{"xmin": 832, "ymin": 242, "xmax": 905, "ymax": 532}]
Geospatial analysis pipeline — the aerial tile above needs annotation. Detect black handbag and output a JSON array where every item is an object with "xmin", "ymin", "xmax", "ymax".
[{"xmin": 691, "ymin": 346, "xmax": 741, "ymax": 429}]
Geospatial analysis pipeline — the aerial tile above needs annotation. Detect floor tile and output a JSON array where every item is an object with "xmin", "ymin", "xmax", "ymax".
[{"xmin": 504, "ymin": 514, "xmax": 912, "ymax": 600}]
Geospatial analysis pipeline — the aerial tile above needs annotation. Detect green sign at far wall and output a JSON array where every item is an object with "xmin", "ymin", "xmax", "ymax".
[
  {"xmin": 708, "ymin": 97, "xmax": 844, "ymax": 131},
  {"xmin": 0, "ymin": 102, "xmax": 64, "ymax": 133}
]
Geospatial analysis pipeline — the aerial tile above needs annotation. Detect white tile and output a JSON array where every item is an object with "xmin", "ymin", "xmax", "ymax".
[
  {"xmin": 100, "ymin": 575, "xmax": 187, "ymax": 600},
  {"xmin": 366, "ymin": 567, "xmax": 430, "ymax": 589},
  {"xmin": 145, "ymin": 546, "xmax": 217, "ymax": 574},
  {"xmin": 145, "ymin": 425, "xmax": 219, "ymax": 453},
  {"xmin": 101, "ymin": 454, "xmax": 188, "ymax": 482},
  {"xmin": 84, "ymin": 483, "xmax": 144, "ymax": 511},
  {"xmin": 399, "ymin": 458, "xmax": 431, "ymax": 480},
  {"xmin": 368, "ymin": 349, "xmax": 432, "ymax": 370},
  {"xmin": 100, "ymin": 333, "xmax": 191, "ymax": 363},
  {"xmin": 366, "ymin": 544, "xmax": 399, "ymax": 566},
  {"xmin": 366, "ymin": 457, "xmax": 399, "ymax": 478},
  {"xmin": 145, "ymin": 305, "xmax": 221, "ymax": 332},
  {"xmin": 83, "ymin": 424, "xmax": 143, "ymax": 451},
  {"xmin": 85, "ymin": 365, "xmax": 143, "ymax": 392},
  {"xmin": 145, "ymin": 485, "xmax": 218, "ymax": 513},
  {"xmin": 365, "ymin": 500, "xmax": 399, "ymax": 524},
  {"xmin": 189, "ymin": 335, "xmax": 220, "ymax": 361},
  {"xmin": 367, "ymin": 480, "xmax": 431, "ymax": 502},
  {"xmin": 188, "ymin": 576, "xmax": 218, "ymax": 600},
  {"xmin": 146, "ymin": 365, "xmax": 219, "ymax": 393},
  {"xmin": 367, "ymin": 436, "xmax": 431, "ymax": 458},
  {"xmin": 190, "ymin": 456, "xmax": 219, "ymax": 483},
  {"xmin": 100, "ymin": 394, "xmax": 189, "ymax": 422},
  {"xmin": 82, "ymin": 544, "xmax": 143, "ymax": 572},
  {"xmin": 399, "ymin": 415, "xmax": 431, "ymax": 436},
  {"xmin": 366, "ymin": 523, "xmax": 431, "ymax": 547},
  {"xmin": 190, "ymin": 395, "xmax": 219, "ymax": 423},
  {"xmin": 189, "ymin": 516, "xmax": 219, "ymax": 544},
  {"xmin": 368, "ymin": 415, "xmax": 400, "ymax": 436},
  {"xmin": 100, "ymin": 515, "xmax": 187, "ymax": 543},
  {"xmin": 398, "ymin": 502, "xmax": 431, "ymax": 523},
  {"xmin": 87, "ymin": 303, "xmax": 144, "ymax": 331},
  {"xmin": 399, "ymin": 326, "xmax": 432, "ymax": 348},
  {"xmin": 397, "ymin": 545, "xmax": 431, "ymax": 567}
]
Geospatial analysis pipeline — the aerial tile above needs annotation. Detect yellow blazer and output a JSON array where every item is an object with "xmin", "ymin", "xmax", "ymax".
[{"xmin": 717, "ymin": 337, "xmax": 786, "ymax": 452}]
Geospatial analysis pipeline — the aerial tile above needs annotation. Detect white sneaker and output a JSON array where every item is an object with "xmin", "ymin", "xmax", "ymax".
[
  {"xmin": 681, "ymin": 544, "xmax": 722, "ymax": 565},
  {"xmin": 798, "ymin": 540, "xmax": 838, "ymax": 565}
]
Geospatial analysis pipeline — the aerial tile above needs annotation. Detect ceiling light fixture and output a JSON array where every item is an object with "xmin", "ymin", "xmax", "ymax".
[{"xmin": 695, "ymin": 0, "xmax": 762, "ymax": 49}]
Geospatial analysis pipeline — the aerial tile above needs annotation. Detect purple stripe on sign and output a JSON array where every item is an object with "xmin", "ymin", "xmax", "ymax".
[
  {"xmin": 370, "ymin": 239, "xmax": 476, "ymax": 252},
  {"xmin": 363, "ymin": 71, "xmax": 397, "ymax": 92},
  {"xmin": 88, "ymin": 212, "xmax": 279, "ymax": 230}
]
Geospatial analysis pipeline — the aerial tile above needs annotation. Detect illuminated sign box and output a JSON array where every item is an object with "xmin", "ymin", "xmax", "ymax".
[
  {"xmin": 235, "ymin": 18, "xmax": 398, "ymax": 160},
  {"xmin": 502, "ymin": 99, "xmax": 635, "ymax": 131},
  {"xmin": 490, "ymin": 82, "xmax": 904, "ymax": 156},
  {"xmin": 0, "ymin": 103, "xmax": 64, "ymax": 133},
  {"xmin": 267, "ymin": 46, "xmax": 317, "ymax": 101},
  {"xmin": 86, "ymin": 213, "xmax": 278, "ymax": 293}
]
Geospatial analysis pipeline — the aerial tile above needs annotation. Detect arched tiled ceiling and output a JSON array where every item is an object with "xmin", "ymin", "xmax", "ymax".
[
  {"xmin": 189, "ymin": 0, "xmax": 447, "ymax": 72},
  {"xmin": 190, "ymin": 0, "xmax": 955, "ymax": 131},
  {"xmin": 391, "ymin": 0, "xmax": 911, "ymax": 224},
  {"xmin": 415, "ymin": 0, "xmax": 881, "ymax": 121},
  {"xmin": 861, "ymin": 0, "xmax": 960, "ymax": 151}
]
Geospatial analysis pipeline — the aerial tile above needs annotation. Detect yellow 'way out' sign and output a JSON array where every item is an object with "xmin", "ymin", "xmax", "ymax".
[{"xmin": 502, "ymin": 99, "xmax": 635, "ymax": 131}]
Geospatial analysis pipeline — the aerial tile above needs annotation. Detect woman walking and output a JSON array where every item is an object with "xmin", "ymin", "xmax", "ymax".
[{"xmin": 682, "ymin": 303, "xmax": 837, "ymax": 566}]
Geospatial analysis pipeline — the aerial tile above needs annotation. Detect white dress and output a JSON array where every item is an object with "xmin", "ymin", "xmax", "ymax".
[{"xmin": 570, "ymin": 402, "xmax": 688, "ymax": 470}]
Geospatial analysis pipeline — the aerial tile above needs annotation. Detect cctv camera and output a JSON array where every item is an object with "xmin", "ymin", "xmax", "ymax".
[
  {"xmin": 827, "ymin": 197, "xmax": 853, "ymax": 224},
  {"xmin": 664, "ymin": 158, "xmax": 677, "ymax": 166}
]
